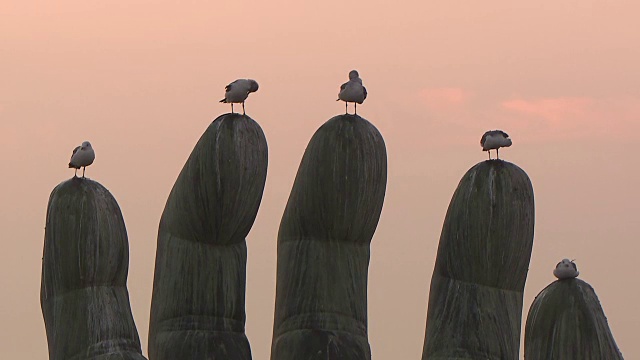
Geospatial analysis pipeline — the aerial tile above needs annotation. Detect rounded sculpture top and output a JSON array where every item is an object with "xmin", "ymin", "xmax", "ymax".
[
  {"xmin": 160, "ymin": 114, "xmax": 268, "ymax": 245},
  {"xmin": 278, "ymin": 115, "xmax": 387, "ymax": 245},
  {"xmin": 42, "ymin": 178, "xmax": 129, "ymax": 296},
  {"xmin": 553, "ymin": 258, "xmax": 579, "ymax": 279}
]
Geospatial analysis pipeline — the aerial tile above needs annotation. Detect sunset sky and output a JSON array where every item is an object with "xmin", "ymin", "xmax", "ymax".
[{"xmin": 2, "ymin": 1, "xmax": 639, "ymax": 358}]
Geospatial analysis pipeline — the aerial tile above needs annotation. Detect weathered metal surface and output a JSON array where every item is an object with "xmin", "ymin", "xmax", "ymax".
[
  {"xmin": 271, "ymin": 114, "xmax": 387, "ymax": 360},
  {"xmin": 148, "ymin": 113, "xmax": 268, "ymax": 360},
  {"xmin": 422, "ymin": 160, "xmax": 535, "ymax": 359},
  {"xmin": 41, "ymin": 177, "xmax": 146, "ymax": 360},
  {"xmin": 525, "ymin": 278, "xmax": 624, "ymax": 359}
]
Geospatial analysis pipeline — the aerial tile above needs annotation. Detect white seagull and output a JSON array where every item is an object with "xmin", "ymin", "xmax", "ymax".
[
  {"xmin": 219, "ymin": 79, "xmax": 259, "ymax": 115},
  {"xmin": 480, "ymin": 130, "xmax": 512, "ymax": 160},
  {"xmin": 68, "ymin": 141, "xmax": 95, "ymax": 178},
  {"xmin": 553, "ymin": 258, "xmax": 579, "ymax": 280},
  {"xmin": 337, "ymin": 70, "xmax": 367, "ymax": 115}
]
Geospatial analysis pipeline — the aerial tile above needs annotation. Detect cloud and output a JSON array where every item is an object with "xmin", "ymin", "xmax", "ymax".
[
  {"xmin": 419, "ymin": 87, "xmax": 471, "ymax": 109},
  {"xmin": 502, "ymin": 97, "xmax": 592, "ymax": 124},
  {"xmin": 500, "ymin": 96, "xmax": 640, "ymax": 141},
  {"xmin": 404, "ymin": 92, "xmax": 640, "ymax": 147}
]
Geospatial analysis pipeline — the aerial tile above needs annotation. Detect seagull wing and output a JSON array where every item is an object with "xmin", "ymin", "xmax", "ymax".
[
  {"xmin": 225, "ymin": 79, "xmax": 242, "ymax": 92},
  {"xmin": 480, "ymin": 132, "xmax": 489, "ymax": 146},
  {"xmin": 69, "ymin": 146, "xmax": 81, "ymax": 168},
  {"xmin": 337, "ymin": 81, "xmax": 349, "ymax": 101},
  {"xmin": 362, "ymin": 86, "xmax": 367, "ymax": 101},
  {"xmin": 221, "ymin": 80, "xmax": 241, "ymax": 102}
]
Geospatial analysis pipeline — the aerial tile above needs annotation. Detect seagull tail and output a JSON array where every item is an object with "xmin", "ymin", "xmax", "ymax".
[
  {"xmin": 336, "ymin": 99, "xmax": 340, "ymax": 101},
  {"xmin": 219, "ymin": 98, "xmax": 227, "ymax": 103},
  {"xmin": 68, "ymin": 163, "xmax": 79, "ymax": 169}
]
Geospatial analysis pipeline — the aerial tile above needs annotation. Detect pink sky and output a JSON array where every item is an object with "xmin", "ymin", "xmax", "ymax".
[{"xmin": 2, "ymin": 1, "xmax": 639, "ymax": 358}]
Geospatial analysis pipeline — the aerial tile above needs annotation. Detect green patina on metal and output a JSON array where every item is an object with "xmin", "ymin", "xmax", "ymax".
[
  {"xmin": 148, "ymin": 113, "xmax": 268, "ymax": 360},
  {"xmin": 41, "ymin": 178, "xmax": 146, "ymax": 360},
  {"xmin": 422, "ymin": 160, "xmax": 535, "ymax": 360},
  {"xmin": 271, "ymin": 114, "xmax": 387, "ymax": 360}
]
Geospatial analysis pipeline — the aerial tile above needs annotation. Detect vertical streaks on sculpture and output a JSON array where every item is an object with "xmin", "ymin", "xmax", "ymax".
[
  {"xmin": 422, "ymin": 161, "xmax": 535, "ymax": 359},
  {"xmin": 271, "ymin": 114, "xmax": 387, "ymax": 360},
  {"xmin": 41, "ymin": 178, "xmax": 146, "ymax": 360},
  {"xmin": 525, "ymin": 278, "xmax": 623, "ymax": 359},
  {"xmin": 148, "ymin": 113, "xmax": 268, "ymax": 360}
]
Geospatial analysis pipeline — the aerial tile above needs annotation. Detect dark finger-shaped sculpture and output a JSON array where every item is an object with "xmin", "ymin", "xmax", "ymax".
[
  {"xmin": 271, "ymin": 115, "xmax": 387, "ymax": 360},
  {"xmin": 41, "ymin": 178, "xmax": 146, "ymax": 360},
  {"xmin": 148, "ymin": 114, "xmax": 268, "ymax": 360},
  {"xmin": 525, "ymin": 278, "xmax": 623, "ymax": 359},
  {"xmin": 422, "ymin": 161, "xmax": 535, "ymax": 359}
]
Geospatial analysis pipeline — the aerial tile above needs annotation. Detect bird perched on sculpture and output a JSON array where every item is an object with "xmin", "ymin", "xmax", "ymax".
[
  {"xmin": 337, "ymin": 70, "xmax": 367, "ymax": 115},
  {"xmin": 220, "ymin": 79, "xmax": 259, "ymax": 115},
  {"xmin": 481, "ymin": 130, "xmax": 512, "ymax": 159},
  {"xmin": 553, "ymin": 258, "xmax": 579, "ymax": 280},
  {"xmin": 69, "ymin": 141, "xmax": 95, "ymax": 178}
]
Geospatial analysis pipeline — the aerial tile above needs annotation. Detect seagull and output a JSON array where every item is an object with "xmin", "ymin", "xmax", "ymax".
[
  {"xmin": 68, "ymin": 141, "xmax": 95, "ymax": 178},
  {"xmin": 219, "ymin": 79, "xmax": 259, "ymax": 115},
  {"xmin": 553, "ymin": 258, "xmax": 579, "ymax": 280},
  {"xmin": 480, "ymin": 130, "xmax": 512, "ymax": 160},
  {"xmin": 337, "ymin": 70, "xmax": 367, "ymax": 115}
]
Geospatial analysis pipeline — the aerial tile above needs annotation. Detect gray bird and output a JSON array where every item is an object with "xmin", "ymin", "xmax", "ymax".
[
  {"xmin": 337, "ymin": 70, "xmax": 367, "ymax": 115},
  {"xmin": 480, "ymin": 130, "xmax": 512, "ymax": 159},
  {"xmin": 553, "ymin": 258, "xmax": 579, "ymax": 280},
  {"xmin": 68, "ymin": 141, "xmax": 95, "ymax": 178},
  {"xmin": 219, "ymin": 79, "xmax": 259, "ymax": 115}
]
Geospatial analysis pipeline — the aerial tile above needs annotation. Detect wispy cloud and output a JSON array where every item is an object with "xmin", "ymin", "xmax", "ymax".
[
  {"xmin": 502, "ymin": 97, "xmax": 592, "ymax": 124},
  {"xmin": 405, "ymin": 91, "xmax": 640, "ymax": 147},
  {"xmin": 419, "ymin": 87, "xmax": 471, "ymax": 109},
  {"xmin": 501, "ymin": 96, "xmax": 640, "ymax": 141}
]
